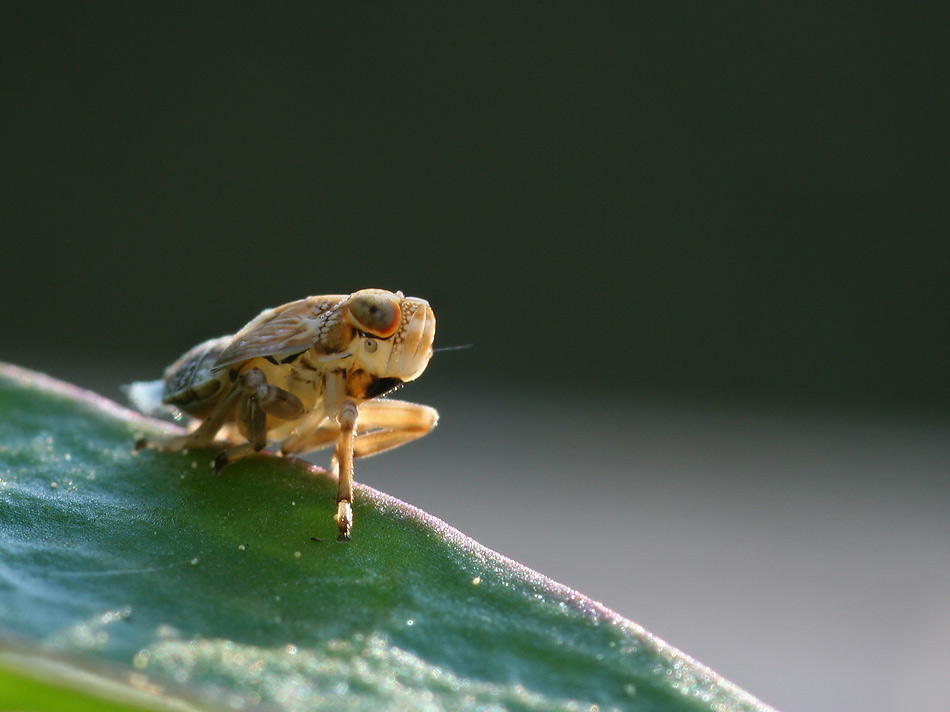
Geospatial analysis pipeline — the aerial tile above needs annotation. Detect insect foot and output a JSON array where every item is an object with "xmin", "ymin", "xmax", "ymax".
[
  {"xmin": 212, "ymin": 449, "xmax": 233, "ymax": 475},
  {"xmin": 335, "ymin": 501, "xmax": 353, "ymax": 541},
  {"xmin": 125, "ymin": 289, "xmax": 439, "ymax": 540}
]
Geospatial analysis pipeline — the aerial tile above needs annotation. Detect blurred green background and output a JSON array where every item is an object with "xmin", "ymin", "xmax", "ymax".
[
  {"xmin": 2, "ymin": 2, "xmax": 947, "ymax": 413},
  {"xmin": 2, "ymin": 5, "xmax": 949, "ymax": 712}
]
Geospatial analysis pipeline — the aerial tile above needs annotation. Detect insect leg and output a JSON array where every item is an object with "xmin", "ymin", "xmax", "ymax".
[
  {"xmin": 253, "ymin": 383, "xmax": 305, "ymax": 420},
  {"xmin": 334, "ymin": 399, "xmax": 358, "ymax": 541},
  {"xmin": 279, "ymin": 400, "xmax": 437, "ymax": 458},
  {"xmin": 213, "ymin": 385, "xmax": 268, "ymax": 474},
  {"xmin": 212, "ymin": 369, "xmax": 306, "ymax": 473},
  {"xmin": 277, "ymin": 404, "xmax": 334, "ymax": 456},
  {"xmin": 350, "ymin": 399, "xmax": 439, "ymax": 458}
]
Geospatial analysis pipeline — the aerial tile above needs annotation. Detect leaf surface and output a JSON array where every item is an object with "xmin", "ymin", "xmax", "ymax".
[{"xmin": 0, "ymin": 363, "xmax": 772, "ymax": 711}]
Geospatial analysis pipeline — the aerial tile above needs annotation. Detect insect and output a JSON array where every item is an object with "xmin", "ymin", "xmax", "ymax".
[{"xmin": 127, "ymin": 289, "xmax": 438, "ymax": 540}]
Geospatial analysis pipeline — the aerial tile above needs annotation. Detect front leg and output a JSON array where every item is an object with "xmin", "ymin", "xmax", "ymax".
[
  {"xmin": 281, "ymin": 397, "xmax": 438, "ymax": 540},
  {"xmin": 333, "ymin": 399, "xmax": 359, "ymax": 540},
  {"xmin": 339, "ymin": 399, "xmax": 436, "ymax": 539}
]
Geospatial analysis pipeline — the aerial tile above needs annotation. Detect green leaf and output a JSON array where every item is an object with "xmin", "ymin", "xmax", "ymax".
[{"xmin": 0, "ymin": 363, "xmax": 771, "ymax": 711}]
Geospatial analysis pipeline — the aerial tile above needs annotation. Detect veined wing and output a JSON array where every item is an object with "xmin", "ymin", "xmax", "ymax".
[{"xmin": 212, "ymin": 295, "xmax": 348, "ymax": 370}]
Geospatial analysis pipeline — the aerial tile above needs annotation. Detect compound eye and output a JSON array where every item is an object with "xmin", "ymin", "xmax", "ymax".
[{"xmin": 348, "ymin": 293, "xmax": 400, "ymax": 338}]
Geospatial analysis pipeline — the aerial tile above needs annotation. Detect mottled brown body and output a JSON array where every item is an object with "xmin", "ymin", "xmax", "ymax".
[{"xmin": 129, "ymin": 289, "xmax": 438, "ymax": 539}]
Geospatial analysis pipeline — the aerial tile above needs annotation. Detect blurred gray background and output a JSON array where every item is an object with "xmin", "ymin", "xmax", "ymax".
[{"xmin": 2, "ymin": 4, "xmax": 948, "ymax": 711}]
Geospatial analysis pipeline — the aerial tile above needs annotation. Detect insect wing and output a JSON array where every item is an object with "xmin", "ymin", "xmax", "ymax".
[{"xmin": 212, "ymin": 295, "xmax": 347, "ymax": 370}]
